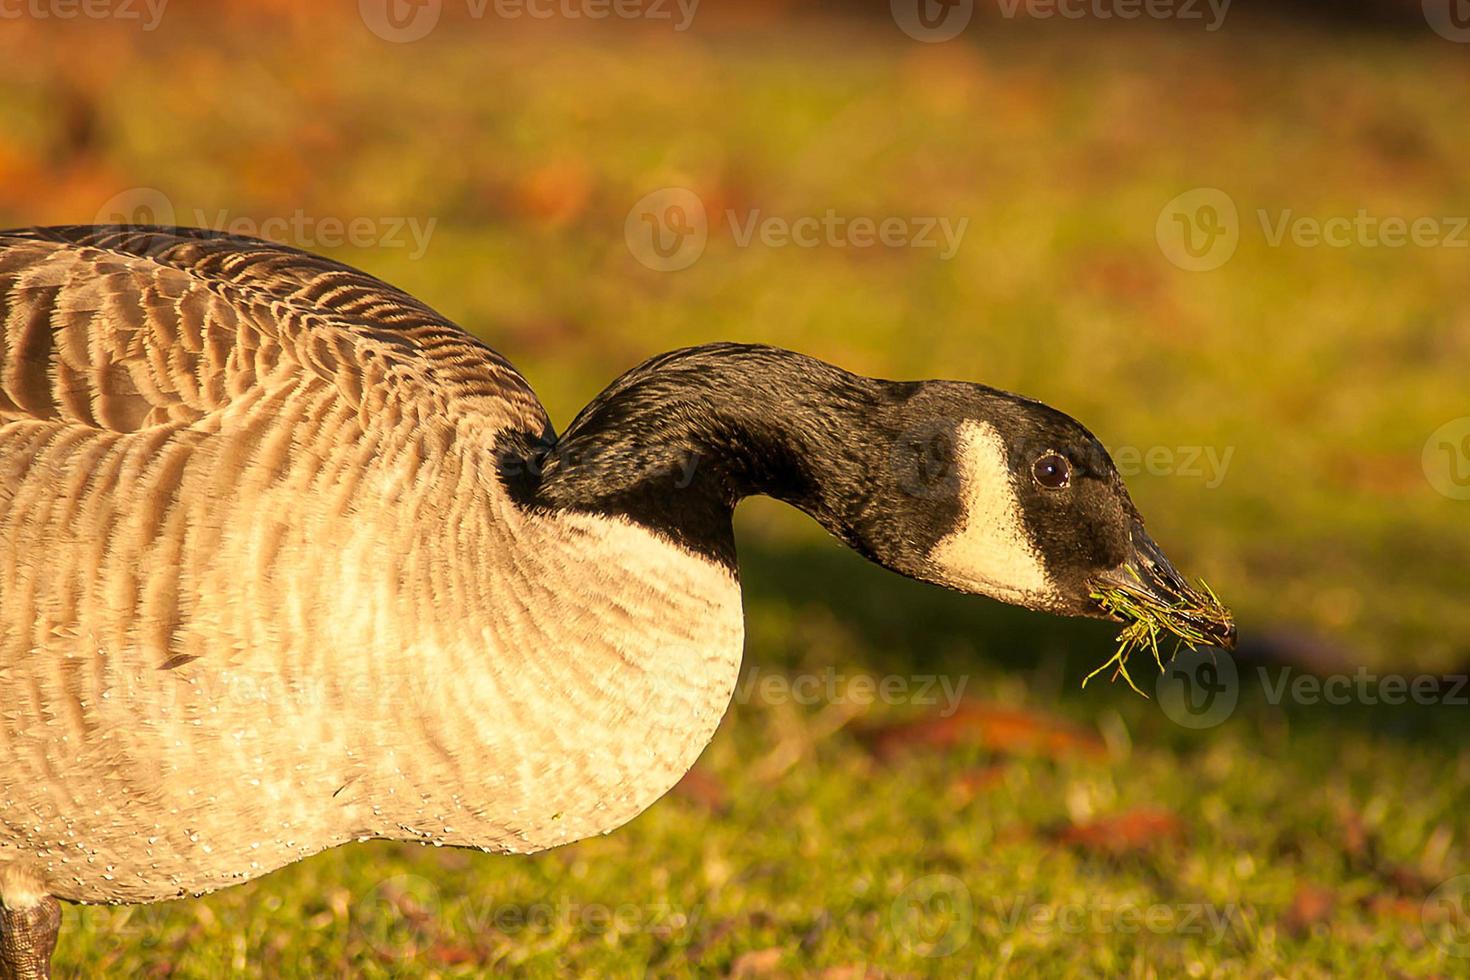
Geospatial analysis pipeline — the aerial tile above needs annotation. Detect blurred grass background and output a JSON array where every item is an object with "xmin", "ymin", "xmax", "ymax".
[{"xmin": 2, "ymin": 3, "xmax": 1469, "ymax": 976}]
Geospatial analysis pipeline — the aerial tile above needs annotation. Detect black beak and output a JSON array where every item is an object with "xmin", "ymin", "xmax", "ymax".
[{"xmin": 1095, "ymin": 521, "xmax": 1237, "ymax": 651}]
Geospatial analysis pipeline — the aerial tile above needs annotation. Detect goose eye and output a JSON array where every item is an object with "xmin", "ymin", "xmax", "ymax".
[{"xmin": 1032, "ymin": 452, "xmax": 1071, "ymax": 489}]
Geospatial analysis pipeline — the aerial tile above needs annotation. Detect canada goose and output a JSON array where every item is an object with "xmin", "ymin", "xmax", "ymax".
[{"xmin": 0, "ymin": 225, "xmax": 1234, "ymax": 977}]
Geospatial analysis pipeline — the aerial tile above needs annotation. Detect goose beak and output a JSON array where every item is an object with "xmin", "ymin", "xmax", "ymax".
[{"xmin": 1092, "ymin": 521, "xmax": 1237, "ymax": 651}]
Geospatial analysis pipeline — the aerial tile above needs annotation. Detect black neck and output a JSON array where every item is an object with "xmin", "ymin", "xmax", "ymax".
[{"xmin": 501, "ymin": 344, "xmax": 928, "ymax": 570}]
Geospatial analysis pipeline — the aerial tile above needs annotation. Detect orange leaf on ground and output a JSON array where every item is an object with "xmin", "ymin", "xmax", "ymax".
[
  {"xmin": 1380, "ymin": 865, "xmax": 1435, "ymax": 896},
  {"xmin": 1051, "ymin": 807, "xmax": 1182, "ymax": 855},
  {"xmin": 947, "ymin": 765, "xmax": 1009, "ymax": 806},
  {"xmin": 1328, "ymin": 450, "xmax": 1427, "ymax": 497},
  {"xmin": 429, "ymin": 943, "xmax": 481, "ymax": 966},
  {"xmin": 672, "ymin": 765, "xmax": 728, "ymax": 813},
  {"xmin": 729, "ymin": 947, "xmax": 785, "ymax": 977},
  {"xmin": 1363, "ymin": 894, "xmax": 1423, "ymax": 921},
  {"xmin": 515, "ymin": 160, "xmax": 593, "ymax": 228},
  {"xmin": 860, "ymin": 701, "xmax": 1105, "ymax": 762},
  {"xmin": 1284, "ymin": 885, "xmax": 1337, "ymax": 935}
]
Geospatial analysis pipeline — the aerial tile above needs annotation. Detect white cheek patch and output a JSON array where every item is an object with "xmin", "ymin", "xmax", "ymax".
[{"xmin": 928, "ymin": 420, "xmax": 1057, "ymax": 605}]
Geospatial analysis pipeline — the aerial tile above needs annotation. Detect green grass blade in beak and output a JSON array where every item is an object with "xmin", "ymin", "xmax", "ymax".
[{"xmin": 1084, "ymin": 522, "xmax": 1237, "ymax": 693}]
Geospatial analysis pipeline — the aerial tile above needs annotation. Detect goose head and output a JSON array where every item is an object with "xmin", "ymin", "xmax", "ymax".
[
  {"xmin": 526, "ymin": 343, "xmax": 1235, "ymax": 651},
  {"xmin": 870, "ymin": 383, "xmax": 1236, "ymax": 649}
]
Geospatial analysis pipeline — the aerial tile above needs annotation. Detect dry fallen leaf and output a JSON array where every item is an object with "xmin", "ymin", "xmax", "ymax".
[
  {"xmin": 1051, "ymin": 807, "xmax": 1183, "ymax": 855},
  {"xmin": 861, "ymin": 700, "xmax": 1105, "ymax": 762},
  {"xmin": 672, "ymin": 765, "xmax": 728, "ymax": 813},
  {"xmin": 429, "ymin": 943, "xmax": 481, "ymax": 966},
  {"xmin": 818, "ymin": 967, "xmax": 885, "ymax": 980},
  {"xmin": 728, "ymin": 946, "xmax": 786, "ymax": 978},
  {"xmin": 947, "ymin": 765, "xmax": 1010, "ymax": 807},
  {"xmin": 1284, "ymin": 885, "xmax": 1337, "ymax": 935}
]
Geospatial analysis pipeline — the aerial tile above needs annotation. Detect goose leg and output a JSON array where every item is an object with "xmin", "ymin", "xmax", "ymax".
[{"xmin": 0, "ymin": 894, "xmax": 60, "ymax": 980}]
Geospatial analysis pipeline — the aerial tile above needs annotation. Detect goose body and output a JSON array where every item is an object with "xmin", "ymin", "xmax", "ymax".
[
  {"xmin": 0, "ymin": 227, "xmax": 745, "ymax": 907},
  {"xmin": 0, "ymin": 226, "xmax": 1231, "ymax": 975}
]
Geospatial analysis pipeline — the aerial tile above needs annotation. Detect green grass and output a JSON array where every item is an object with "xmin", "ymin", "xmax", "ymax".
[{"xmin": 3, "ymin": 10, "xmax": 1469, "ymax": 977}]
